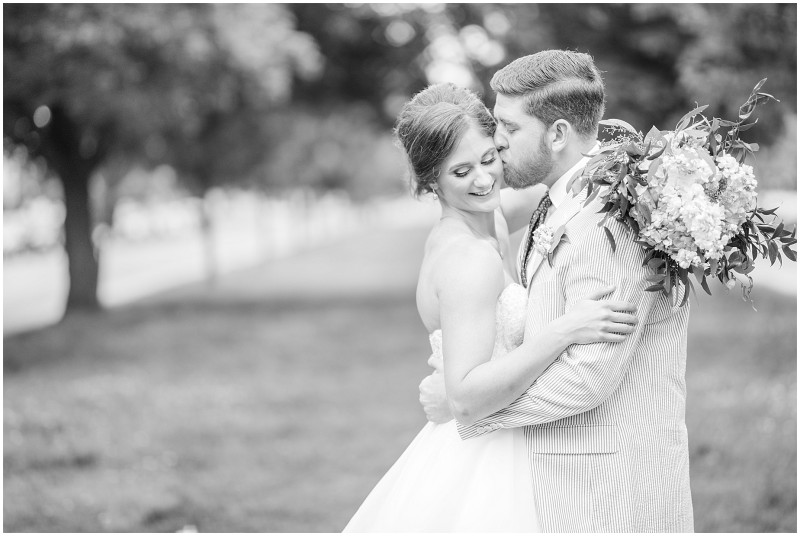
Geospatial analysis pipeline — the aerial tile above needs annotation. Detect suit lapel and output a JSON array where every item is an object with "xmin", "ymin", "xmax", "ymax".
[{"xmin": 524, "ymin": 189, "xmax": 587, "ymax": 287}]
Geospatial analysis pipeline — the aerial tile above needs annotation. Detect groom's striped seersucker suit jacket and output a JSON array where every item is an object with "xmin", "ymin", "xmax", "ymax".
[{"xmin": 458, "ymin": 183, "xmax": 695, "ymax": 532}]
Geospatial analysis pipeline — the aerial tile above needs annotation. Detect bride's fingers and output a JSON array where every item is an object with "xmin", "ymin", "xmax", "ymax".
[
  {"xmin": 583, "ymin": 285, "xmax": 617, "ymax": 301},
  {"xmin": 609, "ymin": 322, "xmax": 636, "ymax": 334},
  {"xmin": 607, "ymin": 301, "xmax": 637, "ymax": 312},
  {"xmin": 609, "ymin": 312, "xmax": 638, "ymax": 324},
  {"xmin": 601, "ymin": 332, "xmax": 626, "ymax": 342}
]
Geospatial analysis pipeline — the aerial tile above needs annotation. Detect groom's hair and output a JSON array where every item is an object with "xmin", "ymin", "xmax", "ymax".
[
  {"xmin": 490, "ymin": 50, "xmax": 605, "ymax": 138},
  {"xmin": 395, "ymin": 83, "xmax": 495, "ymax": 197}
]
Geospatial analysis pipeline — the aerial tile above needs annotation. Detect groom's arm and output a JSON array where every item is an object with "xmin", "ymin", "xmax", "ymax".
[{"xmin": 458, "ymin": 217, "xmax": 666, "ymax": 439}]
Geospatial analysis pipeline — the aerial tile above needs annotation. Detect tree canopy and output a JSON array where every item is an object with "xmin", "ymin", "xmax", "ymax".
[
  {"xmin": 4, "ymin": 3, "xmax": 321, "ymax": 309},
  {"xmin": 4, "ymin": 3, "xmax": 795, "ymax": 314}
]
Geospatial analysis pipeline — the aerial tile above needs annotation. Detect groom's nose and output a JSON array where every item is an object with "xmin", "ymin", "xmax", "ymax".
[{"xmin": 494, "ymin": 131, "xmax": 508, "ymax": 152}]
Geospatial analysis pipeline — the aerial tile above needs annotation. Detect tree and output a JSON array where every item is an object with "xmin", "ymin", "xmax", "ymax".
[
  {"xmin": 4, "ymin": 4, "xmax": 320, "ymax": 312},
  {"xmin": 666, "ymin": 3, "xmax": 796, "ymax": 141}
]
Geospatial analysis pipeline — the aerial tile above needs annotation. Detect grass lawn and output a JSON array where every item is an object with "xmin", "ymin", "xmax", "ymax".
[{"xmin": 4, "ymin": 225, "xmax": 796, "ymax": 532}]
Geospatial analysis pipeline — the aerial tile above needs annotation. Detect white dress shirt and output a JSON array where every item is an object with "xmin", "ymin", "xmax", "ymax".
[{"xmin": 547, "ymin": 142, "xmax": 601, "ymax": 215}]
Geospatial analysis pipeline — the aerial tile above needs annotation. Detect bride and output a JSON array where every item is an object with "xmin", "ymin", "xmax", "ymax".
[{"xmin": 344, "ymin": 83, "xmax": 637, "ymax": 532}]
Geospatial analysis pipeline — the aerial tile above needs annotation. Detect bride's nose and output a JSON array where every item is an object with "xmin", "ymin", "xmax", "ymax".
[{"xmin": 473, "ymin": 167, "xmax": 493, "ymax": 187}]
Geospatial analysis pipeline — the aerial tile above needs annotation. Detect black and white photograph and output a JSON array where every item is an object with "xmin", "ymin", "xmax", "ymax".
[{"xmin": 3, "ymin": 3, "xmax": 797, "ymax": 532}]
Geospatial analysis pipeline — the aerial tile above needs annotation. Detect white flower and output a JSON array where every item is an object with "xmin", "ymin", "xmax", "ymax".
[
  {"xmin": 661, "ymin": 147, "xmax": 716, "ymax": 191},
  {"xmin": 532, "ymin": 225, "xmax": 555, "ymax": 256},
  {"xmin": 675, "ymin": 248, "xmax": 703, "ymax": 269}
]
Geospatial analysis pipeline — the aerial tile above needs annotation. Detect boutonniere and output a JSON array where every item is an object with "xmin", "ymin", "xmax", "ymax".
[{"xmin": 533, "ymin": 224, "xmax": 570, "ymax": 266}]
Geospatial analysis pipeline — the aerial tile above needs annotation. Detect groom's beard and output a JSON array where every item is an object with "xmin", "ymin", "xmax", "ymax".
[{"xmin": 503, "ymin": 136, "xmax": 554, "ymax": 190}]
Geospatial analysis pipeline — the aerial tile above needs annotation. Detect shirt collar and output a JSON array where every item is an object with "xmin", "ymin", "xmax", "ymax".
[{"xmin": 548, "ymin": 142, "xmax": 601, "ymax": 209}]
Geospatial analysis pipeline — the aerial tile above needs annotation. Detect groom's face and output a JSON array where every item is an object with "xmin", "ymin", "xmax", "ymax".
[{"xmin": 493, "ymin": 94, "xmax": 555, "ymax": 190}]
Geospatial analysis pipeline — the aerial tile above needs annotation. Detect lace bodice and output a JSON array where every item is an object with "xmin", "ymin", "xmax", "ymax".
[{"xmin": 428, "ymin": 283, "xmax": 528, "ymax": 370}]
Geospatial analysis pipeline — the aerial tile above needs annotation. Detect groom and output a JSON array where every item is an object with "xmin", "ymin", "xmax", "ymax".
[{"xmin": 419, "ymin": 50, "xmax": 694, "ymax": 532}]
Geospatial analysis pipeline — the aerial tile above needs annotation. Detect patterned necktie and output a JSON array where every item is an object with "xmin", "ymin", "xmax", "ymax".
[{"xmin": 520, "ymin": 192, "xmax": 552, "ymax": 288}]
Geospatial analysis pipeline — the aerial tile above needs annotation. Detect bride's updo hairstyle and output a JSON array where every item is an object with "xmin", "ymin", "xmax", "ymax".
[{"xmin": 395, "ymin": 83, "xmax": 496, "ymax": 197}]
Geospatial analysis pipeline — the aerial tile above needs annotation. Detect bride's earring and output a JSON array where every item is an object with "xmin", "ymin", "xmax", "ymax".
[{"xmin": 431, "ymin": 186, "xmax": 438, "ymax": 201}]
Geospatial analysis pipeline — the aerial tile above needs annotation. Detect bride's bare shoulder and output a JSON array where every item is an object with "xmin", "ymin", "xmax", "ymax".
[{"xmin": 426, "ymin": 228, "xmax": 503, "ymax": 292}]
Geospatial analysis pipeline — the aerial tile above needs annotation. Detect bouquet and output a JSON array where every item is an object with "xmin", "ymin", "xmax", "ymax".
[{"xmin": 569, "ymin": 79, "xmax": 797, "ymax": 307}]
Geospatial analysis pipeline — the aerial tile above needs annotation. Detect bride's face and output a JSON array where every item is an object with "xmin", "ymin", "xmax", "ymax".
[{"xmin": 435, "ymin": 124, "xmax": 503, "ymax": 213}]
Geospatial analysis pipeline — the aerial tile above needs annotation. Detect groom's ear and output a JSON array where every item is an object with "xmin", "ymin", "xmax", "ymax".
[{"xmin": 549, "ymin": 119, "xmax": 571, "ymax": 153}]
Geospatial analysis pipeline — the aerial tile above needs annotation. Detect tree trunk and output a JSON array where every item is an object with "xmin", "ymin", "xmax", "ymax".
[
  {"xmin": 43, "ymin": 105, "xmax": 102, "ymax": 313},
  {"xmin": 200, "ymin": 195, "xmax": 218, "ymax": 287},
  {"xmin": 60, "ymin": 165, "xmax": 100, "ymax": 311}
]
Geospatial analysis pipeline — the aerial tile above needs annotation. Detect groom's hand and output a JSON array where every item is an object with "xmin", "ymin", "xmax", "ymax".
[{"xmin": 419, "ymin": 372, "xmax": 453, "ymax": 424}]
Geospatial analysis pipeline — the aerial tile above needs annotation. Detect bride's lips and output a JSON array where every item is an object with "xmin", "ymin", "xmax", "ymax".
[{"xmin": 470, "ymin": 181, "xmax": 496, "ymax": 197}]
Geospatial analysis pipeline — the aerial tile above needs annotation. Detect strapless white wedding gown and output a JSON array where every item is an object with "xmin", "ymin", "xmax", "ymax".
[{"xmin": 344, "ymin": 283, "xmax": 540, "ymax": 532}]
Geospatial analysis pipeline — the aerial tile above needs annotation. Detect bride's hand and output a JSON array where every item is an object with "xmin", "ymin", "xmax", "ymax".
[{"xmin": 549, "ymin": 285, "xmax": 638, "ymax": 345}]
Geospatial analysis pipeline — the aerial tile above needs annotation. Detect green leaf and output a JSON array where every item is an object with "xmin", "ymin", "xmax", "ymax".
[
  {"xmin": 678, "ymin": 270, "xmax": 691, "ymax": 307},
  {"xmin": 626, "ymin": 179, "xmax": 638, "ymax": 199},
  {"xmin": 587, "ymin": 185, "xmax": 604, "ymax": 206},
  {"xmin": 736, "ymin": 121, "xmax": 758, "ymax": 132},
  {"xmin": 752, "ymin": 78, "xmax": 767, "ymax": 93},
  {"xmin": 629, "ymin": 217, "xmax": 640, "ymax": 237},
  {"xmin": 637, "ymin": 201, "xmax": 651, "ymax": 222},
  {"xmin": 644, "ymin": 125, "xmax": 663, "ymax": 145},
  {"xmin": 783, "ymin": 245, "xmax": 797, "ymax": 262},
  {"xmin": 598, "ymin": 201, "xmax": 615, "ymax": 214},
  {"xmin": 565, "ymin": 169, "xmax": 583, "ymax": 194},
  {"xmin": 603, "ymin": 226, "xmax": 617, "ymax": 252},
  {"xmin": 676, "ymin": 104, "xmax": 709, "ymax": 131},
  {"xmin": 758, "ymin": 225, "xmax": 776, "ymax": 236},
  {"xmin": 646, "ymin": 273, "xmax": 666, "ymax": 283},
  {"xmin": 709, "ymin": 127, "xmax": 717, "ymax": 155},
  {"xmin": 620, "ymin": 194, "xmax": 630, "ymax": 215},
  {"xmin": 700, "ymin": 273, "xmax": 712, "ymax": 296},
  {"xmin": 772, "ymin": 221, "xmax": 785, "ymax": 240},
  {"xmin": 649, "ymin": 258, "xmax": 667, "ymax": 272},
  {"xmin": 686, "ymin": 278, "xmax": 699, "ymax": 304},
  {"xmin": 754, "ymin": 93, "xmax": 778, "ymax": 105},
  {"xmin": 691, "ymin": 264, "xmax": 705, "ymax": 283},
  {"xmin": 647, "ymin": 145, "xmax": 667, "ymax": 160},
  {"xmin": 768, "ymin": 240, "xmax": 778, "ymax": 265},
  {"xmin": 645, "ymin": 283, "xmax": 664, "ymax": 293},
  {"xmin": 757, "ymin": 206, "xmax": 780, "ymax": 216}
]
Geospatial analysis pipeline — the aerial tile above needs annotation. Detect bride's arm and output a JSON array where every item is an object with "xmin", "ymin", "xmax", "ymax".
[
  {"xmin": 499, "ymin": 184, "xmax": 548, "ymax": 234},
  {"xmin": 437, "ymin": 241, "xmax": 636, "ymax": 427},
  {"xmin": 437, "ymin": 241, "xmax": 561, "ymax": 426}
]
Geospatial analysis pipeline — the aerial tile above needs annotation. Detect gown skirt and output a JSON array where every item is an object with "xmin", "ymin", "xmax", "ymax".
[{"xmin": 344, "ymin": 417, "xmax": 540, "ymax": 532}]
